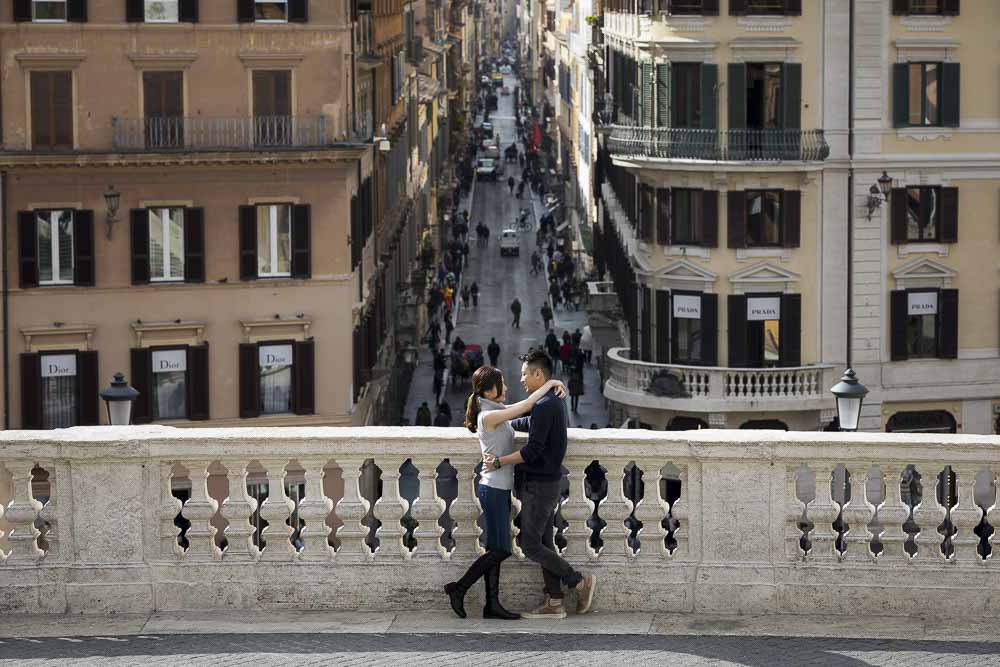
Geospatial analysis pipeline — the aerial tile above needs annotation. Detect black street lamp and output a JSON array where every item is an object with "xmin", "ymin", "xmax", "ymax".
[
  {"xmin": 99, "ymin": 372, "xmax": 139, "ymax": 426},
  {"xmin": 866, "ymin": 170, "xmax": 894, "ymax": 220},
  {"xmin": 830, "ymin": 368, "xmax": 868, "ymax": 432}
]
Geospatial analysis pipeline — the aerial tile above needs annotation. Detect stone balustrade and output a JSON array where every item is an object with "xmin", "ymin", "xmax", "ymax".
[
  {"xmin": 1, "ymin": 426, "xmax": 1000, "ymax": 619},
  {"xmin": 604, "ymin": 347, "xmax": 837, "ymax": 413}
]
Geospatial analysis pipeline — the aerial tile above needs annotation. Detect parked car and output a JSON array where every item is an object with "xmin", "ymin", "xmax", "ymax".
[
  {"xmin": 500, "ymin": 65, "xmax": 512, "ymax": 74},
  {"xmin": 476, "ymin": 158, "xmax": 504, "ymax": 180},
  {"xmin": 482, "ymin": 140, "xmax": 500, "ymax": 159},
  {"xmin": 491, "ymin": 73, "xmax": 504, "ymax": 87},
  {"xmin": 499, "ymin": 229, "xmax": 519, "ymax": 256},
  {"xmin": 480, "ymin": 122, "xmax": 494, "ymax": 139}
]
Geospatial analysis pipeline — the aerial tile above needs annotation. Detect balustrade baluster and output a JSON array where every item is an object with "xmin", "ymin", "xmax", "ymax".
[
  {"xmin": 949, "ymin": 465, "xmax": 982, "ymax": 562},
  {"xmin": 913, "ymin": 466, "xmax": 947, "ymax": 559},
  {"xmin": 509, "ymin": 487, "xmax": 524, "ymax": 559},
  {"xmin": 841, "ymin": 467, "xmax": 875, "ymax": 561},
  {"xmin": 785, "ymin": 465, "xmax": 807, "ymax": 560},
  {"xmin": 447, "ymin": 460, "xmax": 481, "ymax": 559},
  {"xmin": 378, "ymin": 465, "xmax": 409, "ymax": 559},
  {"xmin": 985, "ymin": 471, "xmax": 1000, "ymax": 558},
  {"xmin": 333, "ymin": 458, "xmax": 370, "ymax": 562},
  {"xmin": 634, "ymin": 461, "xmax": 667, "ymax": 560},
  {"xmin": 296, "ymin": 462, "xmax": 334, "ymax": 562},
  {"xmin": 561, "ymin": 461, "xmax": 595, "ymax": 560},
  {"xmin": 806, "ymin": 466, "xmax": 839, "ymax": 560},
  {"xmin": 669, "ymin": 465, "xmax": 690, "ymax": 558},
  {"xmin": 257, "ymin": 459, "xmax": 294, "ymax": 562},
  {"xmin": 3, "ymin": 461, "xmax": 42, "ymax": 563},
  {"xmin": 35, "ymin": 464, "xmax": 62, "ymax": 560},
  {"xmin": 159, "ymin": 463, "xmax": 183, "ymax": 558},
  {"xmin": 876, "ymin": 465, "xmax": 909, "ymax": 560},
  {"xmin": 410, "ymin": 457, "xmax": 445, "ymax": 560},
  {"xmin": 221, "ymin": 460, "xmax": 258, "ymax": 561},
  {"xmin": 601, "ymin": 461, "xmax": 631, "ymax": 559},
  {"xmin": 180, "ymin": 460, "xmax": 220, "ymax": 561}
]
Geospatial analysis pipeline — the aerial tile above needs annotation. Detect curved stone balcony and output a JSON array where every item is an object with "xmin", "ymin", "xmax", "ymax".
[
  {"xmin": 605, "ymin": 126, "xmax": 830, "ymax": 164},
  {"xmin": 2, "ymin": 426, "xmax": 999, "ymax": 619},
  {"xmin": 605, "ymin": 347, "xmax": 837, "ymax": 413}
]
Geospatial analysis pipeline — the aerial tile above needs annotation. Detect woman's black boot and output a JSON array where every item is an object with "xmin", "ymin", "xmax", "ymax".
[
  {"xmin": 444, "ymin": 581, "xmax": 468, "ymax": 619},
  {"xmin": 483, "ymin": 560, "xmax": 520, "ymax": 620},
  {"xmin": 445, "ymin": 551, "xmax": 497, "ymax": 619}
]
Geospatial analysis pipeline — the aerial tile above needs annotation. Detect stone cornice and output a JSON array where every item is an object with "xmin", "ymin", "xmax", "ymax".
[{"xmin": 0, "ymin": 147, "xmax": 370, "ymax": 169}]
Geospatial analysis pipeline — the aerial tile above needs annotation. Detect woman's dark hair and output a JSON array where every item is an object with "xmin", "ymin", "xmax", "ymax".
[{"xmin": 465, "ymin": 365, "xmax": 505, "ymax": 433}]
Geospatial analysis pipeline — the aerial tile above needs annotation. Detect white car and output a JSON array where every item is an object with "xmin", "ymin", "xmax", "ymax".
[
  {"xmin": 500, "ymin": 65, "xmax": 512, "ymax": 74},
  {"xmin": 499, "ymin": 229, "xmax": 519, "ymax": 256}
]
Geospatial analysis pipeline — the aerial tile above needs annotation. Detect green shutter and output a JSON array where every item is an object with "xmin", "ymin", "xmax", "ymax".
[
  {"xmin": 892, "ymin": 63, "xmax": 909, "ymax": 128},
  {"xmin": 641, "ymin": 62, "xmax": 653, "ymax": 126},
  {"xmin": 700, "ymin": 64, "xmax": 718, "ymax": 130},
  {"xmin": 782, "ymin": 63, "xmax": 802, "ymax": 130},
  {"xmin": 656, "ymin": 63, "xmax": 670, "ymax": 127},
  {"xmin": 727, "ymin": 63, "xmax": 746, "ymax": 130},
  {"xmin": 940, "ymin": 63, "xmax": 960, "ymax": 128}
]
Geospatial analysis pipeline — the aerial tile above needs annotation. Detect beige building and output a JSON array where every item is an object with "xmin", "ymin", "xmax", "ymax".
[{"xmin": 0, "ymin": 1, "xmax": 369, "ymax": 429}]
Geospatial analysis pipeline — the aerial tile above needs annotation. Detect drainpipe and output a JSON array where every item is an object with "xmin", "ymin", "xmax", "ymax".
[
  {"xmin": 846, "ymin": 0, "xmax": 855, "ymax": 369},
  {"xmin": 2, "ymin": 170, "xmax": 9, "ymax": 430}
]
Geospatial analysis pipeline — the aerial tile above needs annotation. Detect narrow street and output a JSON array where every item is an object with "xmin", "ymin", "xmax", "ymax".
[{"xmin": 403, "ymin": 71, "xmax": 608, "ymax": 429}]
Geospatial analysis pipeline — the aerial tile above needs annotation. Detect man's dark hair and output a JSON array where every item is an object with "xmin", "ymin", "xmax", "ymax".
[{"xmin": 519, "ymin": 347, "xmax": 553, "ymax": 378}]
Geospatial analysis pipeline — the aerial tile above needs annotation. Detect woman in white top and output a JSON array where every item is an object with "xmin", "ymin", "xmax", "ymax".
[{"xmin": 444, "ymin": 365, "xmax": 566, "ymax": 620}]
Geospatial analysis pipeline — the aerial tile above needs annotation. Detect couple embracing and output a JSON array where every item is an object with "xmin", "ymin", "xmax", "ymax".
[{"xmin": 444, "ymin": 348, "xmax": 597, "ymax": 620}]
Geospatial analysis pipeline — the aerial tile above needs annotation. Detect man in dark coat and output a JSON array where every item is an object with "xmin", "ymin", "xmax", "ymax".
[
  {"xmin": 487, "ymin": 338, "xmax": 501, "ymax": 367},
  {"xmin": 415, "ymin": 402, "xmax": 433, "ymax": 426}
]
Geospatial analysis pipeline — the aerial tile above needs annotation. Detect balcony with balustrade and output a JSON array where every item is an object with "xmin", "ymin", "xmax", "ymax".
[
  {"xmin": 604, "ymin": 347, "xmax": 837, "ymax": 415},
  {"xmin": 604, "ymin": 126, "xmax": 830, "ymax": 165},
  {"xmin": 2, "ymin": 426, "xmax": 1000, "ymax": 621}
]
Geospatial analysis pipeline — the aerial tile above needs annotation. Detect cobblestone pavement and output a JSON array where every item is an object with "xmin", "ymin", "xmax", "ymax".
[{"xmin": 2, "ymin": 632, "xmax": 999, "ymax": 666}]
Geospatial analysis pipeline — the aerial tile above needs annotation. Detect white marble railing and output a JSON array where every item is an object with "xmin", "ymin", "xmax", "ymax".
[
  {"xmin": 2, "ymin": 426, "xmax": 1000, "ymax": 618},
  {"xmin": 604, "ymin": 347, "xmax": 837, "ymax": 412}
]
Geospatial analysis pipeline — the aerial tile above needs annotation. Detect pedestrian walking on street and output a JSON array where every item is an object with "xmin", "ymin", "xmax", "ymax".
[
  {"xmin": 461, "ymin": 285, "xmax": 471, "ymax": 308},
  {"xmin": 445, "ymin": 314, "xmax": 454, "ymax": 344},
  {"xmin": 445, "ymin": 366, "xmax": 567, "ymax": 620},
  {"xmin": 487, "ymin": 338, "xmax": 500, "ymax": 367},
  {"xmin": 541, "ymin": 303, "xmax": 553, "ymax": 331},
  {"xmin": 471, "ymin": 282, "xmax": 480, "ymax": 308},
  {"xmin": 462, "ymin": 241, "xmax": 470, "ymax": 267},
  {"xmin": 580, "ymin": 325, "xmax": 593, "ymax": 364},
  {"xmin": 434, "ymin": 406, "xmax": 451, "ymax": 427},
  {"xmin": 568, "ymin": 364, "xmax": 585, "ymax": 413},
  {"xmin": 480, "ymin": 349, "xmax": 597, "ymax": 619},
  {"xmin": 416, "ymin": 401, "xmax": 433, "ymax": 426},
  {"xmin": 510, "ymin": 298, "xmax": 522, "ymax": 328},
  {"xmin": 507, "ymin": 175, "xmax": 515, "ymax": 194},
  {"xmin": 433, "ymin": 372, "xmax": 444, "ymax": 405},
  {"xmin": 572, "ymin": 328, "xmax": 582, "ymax": 349}
]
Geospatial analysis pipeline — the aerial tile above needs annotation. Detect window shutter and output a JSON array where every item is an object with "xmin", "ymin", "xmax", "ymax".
[
  {"xmin": 13, "ymin": 0, "xmax": 31, "ymax": 22},
  {"xmin": 237, "ymin": 0, "xmax": 254, "ymax": 22},
  {"xmin": 700, "ymin": 64, "xmax": 718, "ymax": 130},
  {"xmin": 655, "ymin": 290, "xmax": 670, "ymax": 364},
  {"xmin": 293, "ymin": 339, "xmax": 315, "ymax": 415},
  {"xmin": 239, "ymin": 343, "xmax": 261, "ymax": 418},
  {"xmin": 77, "ymin": 351, "xmax": 99, "ymax": 425},
  {"xmin": 352, "ymin": 325, "xmax": 362, "ymax": 403},
  {"xmin": 889, "ymin": 290, "xmax": 908, "ymax": 361},
  {"xmin": 656, "ymin": 187, "xmax": 670, "ymax": 245},
  {"xmin": 184, "ymin": 207, "xmax": 205, "ymax": 282},
  {"xmin": 938, "ymin": 289, "xmax": 959, "ymax": 359},
  {"xmin": 890, "ymin": 188, "xmax": 908, "ymax": 244},
  {"xmin": 131, "ymin": 209, "xmax": 150, "ymax": 284},
  {"xmin": 701, "ymin": 293, "xmax": 718, "ymax": 366},
  {"xmin": 67, "ymin": 0, "xmax": 88, "ymax": 22},
  {"xmin": 892, "ymin": 63, "xmax": 909, "ymax": 129},
  {"xmin": 72, "ymin": 209, "xmax": 95, "ymax": 286},
  {"xmin": 727, "ymin": 190, "xmax": 747, "ymax": 248},
  {"xmin": 641, "ymin": 286, "xmax": 652, "ymax": 362},
  {"xmin": 350, "ymin": 193, "xmax": 361, "ymax": 269},
  {"xmin": 702, "ymin": 190, "xmax": 719, "ymax": 247},
  {"xmin": 126, "ymin": 0, "xmax": 145, "ymax": 22},
  {"xmin": 289, "ymin": 0, "xmax": 308, "ymax": 23},
  {"xmin": 778, "ymin": 294, "xmax": 801, "ymax": 367},
  {"xmin": 782, "ymin": 190, "xmax": 801, "ymax": 248},
  {"xmin": 702, "ymin": 0, "xmax": 719, "ymax": 15},
  {"xmin": 785, "ymin": 0, "xmax": 802, "ymax": 15},
  {"xmin": 130, "ymin": 348, "xmax": 152, "ymax": 424},
  {"xmin": 940, "ymin": 63, "xmax": 960, "ymax": 128},
  {"xmin": 782, "ymin": 63, "xmax": 802, "ymax": 130},
  {"xmin": 18, "ymin": 211, "xmax": 38, "ymax": 289},
  {"xmin": 655, "ymin": 64, "xmax": 669, "ymax": 128},
  {"xmin": 239, "ymin": 205, "xmax": 258, "ymax": 280},
  {"xmin": 20, "ymin": 353, "xmax": 42, "ymax": 429},
  {"xmin": 640, "ymin": 62, "xmax": 653, "ymax": 126},
  {"xmin": 727, "ymin": 295, "xmax": 748, "ymax": 367},
  {"xmin": 179, "ymin": 0, "xmax": 199, "ymax": 22},
  {"xmin": 639, "ymin": 184, "xmax": 654, "ymax": 242},
  {"xmin": 291, "ymin": 204, "xmax": 312, "ymax": 279},
  {"xmin": 186, "ymin": 344, "xmax": 210, "ymax": 420},
  {"xmin": 939, "ymin": 187, "xmax": 958, "ymax": 243},
  {"xmin": 727, "ymin": 63, "xmax": 746, "ymax": 130},
  {"xmin": 729, "ymin": 0, "xmax": 746, "ymax": 15},
  {"xmin": 892, "ymin": 0, "xmax": 909, "ymax": 14},
  {"xmin": 942, "ymin": 0, "xmax": 959, "ymax": 16}
]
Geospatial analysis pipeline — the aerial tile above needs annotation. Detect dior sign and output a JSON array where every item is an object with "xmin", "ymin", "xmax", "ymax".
[
  {"xmin": 152, "ymin": 350, "xmax": 187, "ymax": 374},
  {"xmin": 41, "ymin": 354, "xmax": 77, "ymax": 378},
  {"xmin": 260, "ymin": 344, "xmax": 293, "ymax": 368},
  {"xmin": 908, "ymin": 291, "xmax": 938, "ymax": 316},
  {"xmin": 747, "ymin": 297, "xmax": 780, "ymax": 321}
]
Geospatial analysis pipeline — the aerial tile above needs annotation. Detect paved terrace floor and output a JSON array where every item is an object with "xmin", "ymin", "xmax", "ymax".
[{"xmin": 2, "ymin": 611, "xmax": 999, "ymax": 665}]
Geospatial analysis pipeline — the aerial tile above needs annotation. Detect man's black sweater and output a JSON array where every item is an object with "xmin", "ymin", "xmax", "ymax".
[{"xmin": 511, "ymin": 388, "xmax": 568, "ymax": 482}]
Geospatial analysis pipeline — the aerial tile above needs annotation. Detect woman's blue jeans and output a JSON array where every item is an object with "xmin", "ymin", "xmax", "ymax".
[{"xmin": 477, "ymin": 484, "xmax": 512, "ymax": 551}]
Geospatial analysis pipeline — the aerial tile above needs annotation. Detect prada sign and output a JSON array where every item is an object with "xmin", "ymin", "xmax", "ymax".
[
  {"xmin": 908, "ymin": 291, "xmax": 938, "ymax": 316},
  {"xmin": 152, "ymin": 349, "xmax": 187, "ymax": 374},
  {"xmin": 747, "ymin": 297, "xmax": 781, "ymax": 321},
  {"xmin": 673, "ymin": 295, "xmax": 701, "ymax": 320},
  {"xmin": 41, "ymin": 354, "xmax": 77, "ymax": 378},
  {"xmin": 260, "ymin": 344, "xmax": 293, "ymax": 368}
]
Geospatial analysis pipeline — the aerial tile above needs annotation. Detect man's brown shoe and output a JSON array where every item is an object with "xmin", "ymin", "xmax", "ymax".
[
  {"xmin": 521, "ymin": 598, "xmax": 567, "ymax": 619},
  {"xmin": 575, "ymin": 575, "xmax": 597, "ymax": 614}
]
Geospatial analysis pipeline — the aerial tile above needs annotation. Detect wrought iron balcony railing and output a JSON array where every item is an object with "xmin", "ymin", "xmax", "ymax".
[
  {"xmin": 112, "ymin": 115, "xmax": 371, "ymax": 152},
  {"xmin": 605, "ymin": 126, "xmax": 830, "ymax": 162}
]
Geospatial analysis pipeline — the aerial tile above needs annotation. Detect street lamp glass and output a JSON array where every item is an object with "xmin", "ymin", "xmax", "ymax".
[
  {"xmin": 836, "ymin": 396, "xmax": 862, "ymax": 432},
  {"xmin": 877, "ymin": 171, "xmax": 893, "ymax": 197},
  {"xmin": 107, "ymin": 400, "xmax": 132, "ymax": 427}
]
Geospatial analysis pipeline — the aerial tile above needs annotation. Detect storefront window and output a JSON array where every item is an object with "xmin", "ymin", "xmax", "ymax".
[
  {"xmin": 40, "ymin": 353, "xmax": 77, "ymax": 428},
  {"xmin": 152, "ymin": 349, "xmax": 187, "ymax": 419},
  {"xmin": 259, "ymin": 343, "xmax": 293, "ymax": 414}
]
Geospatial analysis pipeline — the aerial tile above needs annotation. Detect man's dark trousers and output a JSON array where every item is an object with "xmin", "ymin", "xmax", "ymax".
[{"xmin": 518, "ymin": 478, "xmax": 583, "ymax": 599}]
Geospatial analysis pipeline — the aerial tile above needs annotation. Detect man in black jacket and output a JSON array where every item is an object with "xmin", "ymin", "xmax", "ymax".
[{"xmin": 483, "ymin": 348, "xmax": 596, "ymax": 618}]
